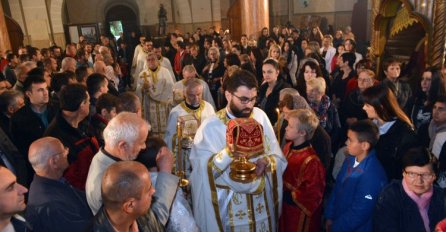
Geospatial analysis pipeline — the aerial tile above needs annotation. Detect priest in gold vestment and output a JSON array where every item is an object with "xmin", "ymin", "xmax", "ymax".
[{"xmin": 137, "ymin": 52, "xmax": 174, "ymax": 138}]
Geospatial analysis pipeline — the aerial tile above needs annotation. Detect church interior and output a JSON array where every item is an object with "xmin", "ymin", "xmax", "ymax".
[
  {"xmin": 2, "ymin": 0, "xmax": 446, "ymax": 231},
  {"xmin": 1, "ymin": 0, "xmax": 444, "ymax": 70}
]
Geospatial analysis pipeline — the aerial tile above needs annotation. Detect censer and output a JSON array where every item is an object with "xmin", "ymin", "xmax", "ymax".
[{"xmin": 226, "ymin": 118, "xmax": 265, "ymax": 183}]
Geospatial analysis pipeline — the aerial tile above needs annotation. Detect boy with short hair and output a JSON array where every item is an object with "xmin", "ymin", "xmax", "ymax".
[
  {"xmin": 325, "ymin": 120, "xmax": 387, "ymax": 232},
  {"xmin": 279, "ymin": 109, "xmax": 326, "ymax": 232}
]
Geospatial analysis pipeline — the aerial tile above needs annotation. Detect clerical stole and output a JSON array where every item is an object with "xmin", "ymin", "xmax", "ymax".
[
  {"xmin": 140, "ymin": 66, "xmax": 174, "ymax": 138},
  {"xmin": 208, "ymin": 156, "xmax": 279, "ymax": 232},
  {"xmin": 205, "ymin": 109, "xmax": 280, "ymax": 232},
  {"xmin": 279, "ymin": 142, "xmax": 325, "ymax": 232}
]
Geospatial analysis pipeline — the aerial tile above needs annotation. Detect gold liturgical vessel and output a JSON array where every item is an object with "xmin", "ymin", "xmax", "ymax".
[
  {"xmin": 226, "ymin": 118, "xmax": 265, "ymax": 183},
  {"xmin": 176, "ymin": 114, "xmax": 199, "ymax": 187}
]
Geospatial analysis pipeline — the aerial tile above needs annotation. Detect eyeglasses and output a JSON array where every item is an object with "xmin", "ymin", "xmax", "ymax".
[
  {"xmin": 404, "ymin": 171, "xmax": 435, "ymax": 181},
  {"xmin": 231, "ymin": 93, "xmax": 257, "ymax": 104}
]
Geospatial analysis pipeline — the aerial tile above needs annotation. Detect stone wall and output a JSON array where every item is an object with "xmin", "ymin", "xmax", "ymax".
[{"xmin": 5, "ymin": 0, "xmax": 371, "ymax": 49}]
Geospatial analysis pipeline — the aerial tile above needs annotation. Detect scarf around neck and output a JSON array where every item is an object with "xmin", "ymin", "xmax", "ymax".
[
  {"xmin": 402, "ymin": 179, "xmax": 433, "ymax": 232},
  {"xmin": 309, "ymin": 95, "xmax": 330, "ymax": 128}
]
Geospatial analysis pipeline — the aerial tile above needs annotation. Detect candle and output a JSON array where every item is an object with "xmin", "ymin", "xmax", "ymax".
[{"xmin": 276, "ymin": 108, "xmax": 281, "ymax": 143}]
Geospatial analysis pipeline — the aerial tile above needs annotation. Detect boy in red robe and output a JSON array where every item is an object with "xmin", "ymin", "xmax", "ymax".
[{"xmin": 279, "ymin": 109, "xmax": 326, "ymax": 232}]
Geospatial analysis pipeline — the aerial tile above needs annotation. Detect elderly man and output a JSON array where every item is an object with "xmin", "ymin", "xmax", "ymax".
[
  {"xmin": 173, "ymin": 65, "xmax": 215, "ymax": 108},
  {"xmin": 26, "ymin": 137, "xmax": 93, "ymax": 232},
  {"xmin": 0, "ymin": 166, "xmax": 29, "ymax": 231},
  {"xmin": 13, "ymin": 61, "xmax": 37, "ymax": 93},
  {"xmin": 137, "ymin": 52, "xmax": 174, "ymax": 138},
  {"xmin": 86, "ymin": 112, "xmax": 178, "ymax": 224},
  {"xmin": 190, "ymin": 70, "xmax": 287, "ymax": 231},
  {"xmin": 90, "ymin": 161, "xmax": 166, "ymax": 231},
  {"xmin": 0, "ymin": 90, "xmax": 24, "ymax": 138},
  {"xmin": 165, "ymin": 78, "xmax": 215, "ymax": 151},
  {"xmin": 164, "ymin": 79, "xmax": 215, "ymax": 179},
  {"xmin": 60, "ymin": 57, "xmax": 77, "ymax": 72}
]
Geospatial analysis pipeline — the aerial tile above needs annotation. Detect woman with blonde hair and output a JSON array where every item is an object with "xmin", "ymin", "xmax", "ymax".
[
  {"xmin": 202, "ymin": 47, "xmax": 225, "ymax": 106},
  {"xmin": 306, "ymin": 77, "xmax": 341, "ymax": 150},
  {"xmin": 268, "ymin": 44, "xmax": 282, "ymax": 60}
]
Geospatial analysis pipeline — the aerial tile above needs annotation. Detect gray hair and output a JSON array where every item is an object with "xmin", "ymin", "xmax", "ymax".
[
  {"xmin": 279, "ymin": 88, "xmax": 300, "ymax": 100},
  {"xmin": 15, "ymin": 61, "xmax": 37, "ymax": 81},
  {"xmin": 0, "ymin": 90, "xmax": 23, "ymax": 114},
  {"xmin": 279, "ymin": 88, "xmax": 310, "ymax": 110},
  {"xmin": 103, "ymin": 112, "xmax": 150, "ymax": 148},
  {"xmin": 184, "ymin": 79, "xmax": 203, "ymax": 92},
  {"xmin": 182, "ymin": 65, "xmax": 197, "ymax": 75},
  {"xmin": 28, "ymin": 137, "xmax": 62, "ymax": 172},
  {"xmin": 61, "ymin": 57, "xmax": 76, "ymax": 71}
]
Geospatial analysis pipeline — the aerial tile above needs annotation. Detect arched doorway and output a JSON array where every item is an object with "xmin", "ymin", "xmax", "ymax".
[
  {"xmin": 5, "ymin": 15, "xmax": 24, "ymax": 53},
  {"xmin": 105, "ymin": 5, "xmax": 138, "ymax": 41}
]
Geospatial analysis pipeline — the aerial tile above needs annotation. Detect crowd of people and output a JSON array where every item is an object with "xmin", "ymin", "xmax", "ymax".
[{"xmin": 1, "ymin": 22, "xmax": 446, "ymax": 232}]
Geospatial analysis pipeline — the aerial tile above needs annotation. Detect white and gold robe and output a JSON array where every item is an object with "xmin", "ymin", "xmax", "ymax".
[
  {"xmin": 141, "ymin": 57, "xmax": 176, "ymax": 84},
  {"xmin": 133, "ymin": 49, "xmax": 148, "ymax": 82},
  {"xmin": 164, "ymin": 100, "xmax": 215, "ymax": 151},
  {"xmin": 137, "ymin": 66, "xmax": 174, "ymax": 138},
  {"xmin": 164, "ymin": 100, "xmax": 215, "ymax": 176},
  {"xmin": 189, "ymin": 107, "xmax": 287, "ymax": 232}
]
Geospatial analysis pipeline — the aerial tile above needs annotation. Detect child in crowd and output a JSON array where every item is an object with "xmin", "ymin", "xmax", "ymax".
[
  {"xmin": 325, "ymin": 120, "xmax": 387, "ymax": 232},
  {"xmin": 279, "ymin": 109, "xmax": 326, "ymax": 232}
]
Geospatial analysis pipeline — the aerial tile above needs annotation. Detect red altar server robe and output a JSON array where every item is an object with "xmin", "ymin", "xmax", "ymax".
[{"xmin": 279, "ymin": 142, "xmax": 326, "ymax": 232}]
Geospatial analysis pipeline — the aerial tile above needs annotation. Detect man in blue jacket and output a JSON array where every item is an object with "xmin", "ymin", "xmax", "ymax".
[{"xmin": 325, "ymin": 120, "xmax": 388, "ymax": 232}]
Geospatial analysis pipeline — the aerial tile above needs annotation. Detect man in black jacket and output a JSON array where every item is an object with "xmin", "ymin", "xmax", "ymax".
[
  {"xmin": 0, "ymin": 166, "xmax": 31, "ymax": 232},
  {"xmin": 10, "ymin": 75, "xmax": 56, "ymax": 186},
  {"xmin": 26, "ymin": 137, "xmax": 93, "ymax": 232},
  {"xmin": 44, "ymin": 84, "xmax": 99, "ymax": 190}
]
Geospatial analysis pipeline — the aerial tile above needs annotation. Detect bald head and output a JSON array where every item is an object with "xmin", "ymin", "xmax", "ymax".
[
  {"xmin": 28, "ymin": 137, "xmax": 68, "ymax": 176},
  {"xmin": 94, "ymin": 61, "xmax": 106, "ymax": 75},
  {"xmin": 101, "ymin": 161, "xmax": 152, "ymax": 211}
]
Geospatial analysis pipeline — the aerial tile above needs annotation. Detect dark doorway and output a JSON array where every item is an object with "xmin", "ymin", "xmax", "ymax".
[
  {"xmin": 105, "ymin": 5, "xmax": 138, "ymax": 40},
  {"xmin": 5, "ymin": 15, "xmax": 24, "ymax": 53}
]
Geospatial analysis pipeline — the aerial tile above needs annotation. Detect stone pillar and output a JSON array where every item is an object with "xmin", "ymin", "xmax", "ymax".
[
  {"xmin": 241, "ymin": 0, "xmax": 269, "ymax": 39},
  {"xmin": 0, "ymin": 2, "xmax": 11, "ymax": 51},
  {"xmin": 432, "ymin": 0, "xmax": 446, "ymax": 67}
]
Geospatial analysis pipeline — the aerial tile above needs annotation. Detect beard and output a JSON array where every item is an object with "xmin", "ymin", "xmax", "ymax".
[{"xmin": 229, "ymin": 100, "xmax": 253, "ymax": 118}]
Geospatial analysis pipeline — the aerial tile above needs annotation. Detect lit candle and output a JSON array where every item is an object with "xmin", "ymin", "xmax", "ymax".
[
  {"xmin": 176, "ymin": 122, "xmax": 181, "ymax": 171},
  {"xmin": 276, "ymin": 108, "xmax": 281, "ymax": 143}
]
